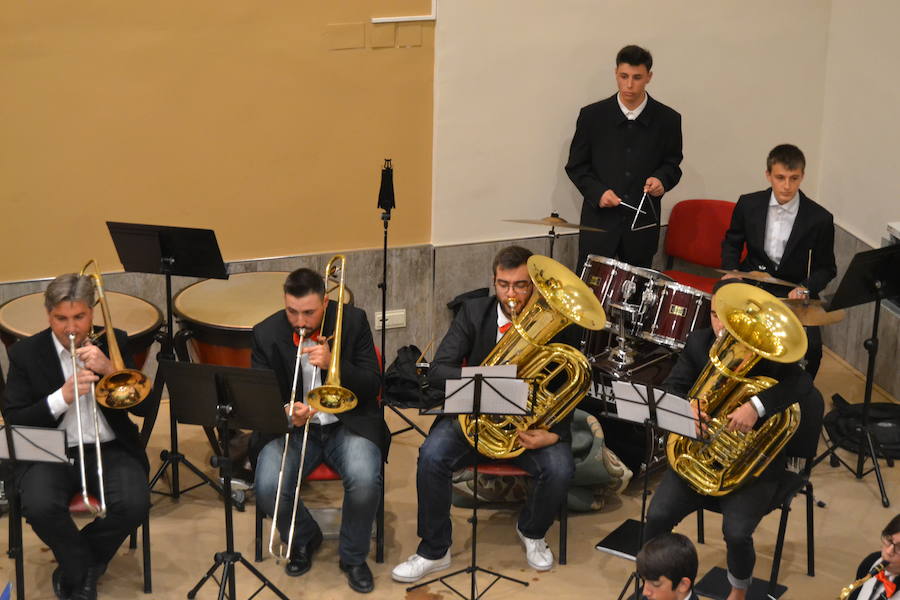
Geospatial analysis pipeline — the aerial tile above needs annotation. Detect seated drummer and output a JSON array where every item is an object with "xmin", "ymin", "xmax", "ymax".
[
  {"xmin": 721, "ymin": 143, "xmax": 836, "ymax": 377},
  {"xmin": 3, "ymin": 274, "xmax": 151, "ymax": 600},
  {"xmin": 392, "ymin": 245, "xmax": 576, "ymax": 583},
  {"xmin": 642, "ymin": 278, "xmax": 817, "ymax": 600},
  {"xmin": 251, "ymin": 268, "xmax": 388, "ymax": 594}
]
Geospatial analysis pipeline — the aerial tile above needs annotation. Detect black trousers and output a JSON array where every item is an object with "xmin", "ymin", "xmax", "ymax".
[
  {"xmin": 17, "ymin": 440, "xmax": 149, "ymax": 590},
  {"xmin": 644, "ymin": 465, "xmax": 782, "ymax": 589},
  {"xmin": 577, "ymin": 223, "xmax": 660, "ymax": 270}
]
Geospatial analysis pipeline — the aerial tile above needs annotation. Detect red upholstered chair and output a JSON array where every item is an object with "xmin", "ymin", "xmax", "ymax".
[
  {"xmin": 464, "ymin": 461, "xmax": 568, "ymax": 565},
  {"xmin": 663, "ymin": 199, "xmax": 739, "ymax": 294}
]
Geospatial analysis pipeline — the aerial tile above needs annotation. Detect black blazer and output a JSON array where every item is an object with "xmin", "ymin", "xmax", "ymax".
[
  {"xmin": 428, "ymin": 296, "xmax": 580, "ymax": 444},
  {"xmin": 250, "ymin": 304, "xmax": 389, "ymax": 460},
  {"xmin": 566, "ymin": 94, "xmax": 682, "ymax": 246},
  {"xmin": 849, "ymin": 551, "xmax": 889, "ymax": 600},
  {"xmin": 4, "ymin": 327, "xmax": 150, "ymax": 473},
  {"xmin": 721, "ymin": 189, "xmax": 836, "ymax": 296},
  {"xmin": 665, "ymin": 328, "xmax": 814, "ymax": 451}
]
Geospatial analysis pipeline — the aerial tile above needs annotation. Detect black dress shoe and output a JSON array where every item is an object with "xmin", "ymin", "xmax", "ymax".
[
  {"xmin": 70, "ymin": 567, "xmax": 99, "ymax": 600},
  {"xmin": 52, "ymin": 567, "xmax": 71, "ymax": 600},
  {"xmin": 284, "ymin": 528, "xmax": 323, "ymax": 577},
  {"xmin": 339, "ymin": 560, "xmax": 374, "ymax": 594}
]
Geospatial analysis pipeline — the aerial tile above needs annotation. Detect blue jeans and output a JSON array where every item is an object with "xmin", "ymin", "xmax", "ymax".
[
  {"xmin": 415, "ymin": 418, "xmax": 574, "ymax": 560},
  {"xmin": 256, "ymin": 423, "xmax": 382, "ymax": 565}
]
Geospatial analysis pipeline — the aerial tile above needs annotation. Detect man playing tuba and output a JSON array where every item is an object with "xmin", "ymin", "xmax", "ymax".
[
  {"xmin": 392, "ymin": 246, "xmax": 579, "ymax": 583},
  {"xmin": 642, "ymin": 278, "xmax": 818, "ymax": 600}
]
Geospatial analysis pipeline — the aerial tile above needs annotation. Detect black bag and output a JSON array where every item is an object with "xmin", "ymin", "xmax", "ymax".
[{"xmin": 383, "ymin": 345, "xmax": 433, "ymax": 408}]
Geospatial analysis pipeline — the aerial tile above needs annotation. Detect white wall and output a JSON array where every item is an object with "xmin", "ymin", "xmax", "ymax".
[
  {"xmin": 819, "ymin": 1, "xmax": 900, "ymax": 248},
  {"xmin": 432, "ymin": 0, "xmax": 831, "ymax": 245}
]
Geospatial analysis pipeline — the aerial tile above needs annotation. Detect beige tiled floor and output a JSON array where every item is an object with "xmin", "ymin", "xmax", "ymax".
[{"xmin": 1, "ymin": 347, "xmax": 898, "ymax": 599}]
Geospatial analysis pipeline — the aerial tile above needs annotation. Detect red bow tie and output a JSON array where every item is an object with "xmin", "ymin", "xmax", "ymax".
[
  {"xmin": 877, "ymin": 570, "xmax": 896, "ymax": 598},
  {"xmin": 499, "ymin": 322, "xmax": 512, "ymax": 334},
  {"xmin": 292, "ymin": 329, "xmax": 322, "ymax": 346}
]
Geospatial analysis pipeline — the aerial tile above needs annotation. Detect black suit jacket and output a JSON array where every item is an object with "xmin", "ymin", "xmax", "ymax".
[
  {"xmin": 721, "ymin": 189, "xmax": 836, "ymax": 296},
  {"xmin": 428, "ymin": 296, "xmax": 580, "ymax": 444},
  {"xmin": 4, "ymin": 327, "xmax": 150, "ymax": 473},
  {"xmin": 665, "ymin": 328, "xmax": 815, "ymax": 468},
  {"xmin": 250, "ymin": 304, "xmax": 389, "ymax": 460},
  {"xmin": 849, "ymin": 552, "xmax": 891, "ymax": 600},
  {"xmin": 566, "ymin": 94, "xmax": 682, "ymax": 248}
]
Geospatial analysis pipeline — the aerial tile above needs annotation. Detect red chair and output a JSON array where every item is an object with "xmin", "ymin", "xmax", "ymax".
[
  {"xmin": 663, "ymin": 199, "xmax": 739, "ymax": 294},
  {"xmin": 464, "ymin": 461, "xmax": 568, "ymax": 565}
]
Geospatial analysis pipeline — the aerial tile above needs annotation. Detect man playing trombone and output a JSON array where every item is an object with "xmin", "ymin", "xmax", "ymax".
[
  {"xmin": 3, "ymin": 273, "xmax": 151, "ymax": 600},
  {"xmin": 251, "ymin": 267, "xmax": 387, "ymax": 594}
]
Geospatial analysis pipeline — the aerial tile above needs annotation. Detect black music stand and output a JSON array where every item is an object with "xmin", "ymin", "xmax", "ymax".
[
  {"xmin": 410, "ymin": 366, "xmax": 531, "ymax": 600},
  {"xmin": 1, "ymin": 425, "xmax": 68, "ymax": 600},
  {"xmin": 590, "ymin": 381, "xmax": 699, "ymax": 600},
  {"xmin": 160, "ymin": 360, "xmax": 290, "ymax": 600},
  {"xmin": 814, "ymin": 244, "xmax": 900, "ymax": 507},
  {"xmin": 106, "ymin": 222, "xmax": 230, "ymax": 504}
]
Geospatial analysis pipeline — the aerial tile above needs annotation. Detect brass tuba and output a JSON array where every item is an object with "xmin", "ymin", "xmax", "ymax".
[
  {"xmin": 80, "ymin": 260, "xmax": 152, "ymax": 409},
  {"xmin": 666, "ymin": 283, "xmax": 807, "ymax": 496},
  {"xmin": 458, "ymin": 255, "xmax": 606, "ymax": 459}
]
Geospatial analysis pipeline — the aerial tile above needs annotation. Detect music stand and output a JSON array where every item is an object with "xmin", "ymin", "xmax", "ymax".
[
  {"xmin": 106, "ymin": 222, "xmax": 230, "ymax": 503},
  {"xmin": 160, "ymin": 360, "xmax": 290, "ymax": 600},
  {"xmin": 411, "ymin": 365, "xmax": 531, "ymax": 600},
  {"xmin": 1, "ymin": 425, "xmax": 68, "ymax": 600},
  {"xmin": 814, "ymin": 244, "xmax": 900, "ymax": 507},
  {"xmin": 590, "ymin": 382, "xmax": 699, "ymax": 600}
]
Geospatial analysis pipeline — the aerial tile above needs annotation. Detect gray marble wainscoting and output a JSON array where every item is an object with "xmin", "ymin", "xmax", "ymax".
[{"xmin": 1, "ymin": 226, "xmax": 897, "ymax": 401}]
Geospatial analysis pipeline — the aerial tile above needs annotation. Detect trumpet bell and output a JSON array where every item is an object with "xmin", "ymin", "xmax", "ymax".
[
  {"xmin": 96, "ymin": 369, "xmax": 152, "ymax": 409},
  {"xmin": 307, "ymin": 385, "xmax": 357, "ymax": 413}
]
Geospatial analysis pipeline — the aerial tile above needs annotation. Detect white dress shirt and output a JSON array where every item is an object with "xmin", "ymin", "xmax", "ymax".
[
  {"xmin": 763, "ymin": 191, "xmax": 800, "ymax": 267},
  {"xmin": 300, "ymin": 336, "xmax": 338, "ymax": 426},
  {"xmin": 46, "ymin": 333, "xmax": 116, "ymax": 446},
  {"xmin": 617, "ymin": 92, "xmax": 648, "ymax": 120},
  {"xmin": 496, "ymin": 303, "xmax": 512, "ymax": 343}
]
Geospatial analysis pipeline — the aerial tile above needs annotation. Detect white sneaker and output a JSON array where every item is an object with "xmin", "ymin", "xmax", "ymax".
[
  {"xmin": 391, "ymin": 551, "xmax": 452, "ymax": 583},
  {"xmin": 516, "ymin": 527, "xmax": 553, "ymax": 571}
]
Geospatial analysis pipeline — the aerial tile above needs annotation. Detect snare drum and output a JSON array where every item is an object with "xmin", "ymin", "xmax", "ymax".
[
  {"xmin": 174, "ymin": 272, "xmax": 289, "ymax": 368},
  {"xmin": 580, "ymin": 255, "xmax": 672, "ymax": 331},
  {"xmin": 638, "ymin": 281, "xmax": 711, "ymax": 349},
  {"xmin": 0, "ymin": 291, "xmax": 162, "ymax": 369}
]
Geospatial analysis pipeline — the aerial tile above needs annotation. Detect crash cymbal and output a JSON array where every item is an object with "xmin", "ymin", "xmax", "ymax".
[
  {"xmin": 505, "ymin": 216, "xmax": 605, "ymax": 233},
  {"xmin": 716, "ymin": 269, "xmax": 800, "ymax": 289},
  {"xmin": 781, "ymin": 298, "xmax": 847, "ymax": 326}
]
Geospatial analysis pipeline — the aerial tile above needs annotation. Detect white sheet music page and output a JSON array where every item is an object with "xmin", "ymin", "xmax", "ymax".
[
  {"xmin": 610, "ymin": 381, "xmax": 650, "ymax": 423},
  {"xmin": 444, "ymin": 364, "xmax": 528, "ymax": 415},
  {"xmin": 655, "ymin": 389, "xmax": 700, "ymax": 439}
]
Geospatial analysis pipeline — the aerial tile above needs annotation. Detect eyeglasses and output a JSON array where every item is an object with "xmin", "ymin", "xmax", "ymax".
[
  {"xmin": 883, "ymin": 536, "xmax": 900, "ymax": 553},
  {"xmin": 494, "ymin": 280, "xmax": 532, "ymax": 293}
]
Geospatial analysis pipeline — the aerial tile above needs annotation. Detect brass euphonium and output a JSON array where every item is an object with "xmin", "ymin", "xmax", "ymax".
[
  {"xmin": 458, "ymin": 255, "xmax": 606, "ymax": 459},
  {"xmin": 666, "ymin": 283, "xmax": 807, "ymax": 496},
  {"xmin": 839, "ymin": 562, "xmax": 885, "ymax": 600},
  {"xmin": 80, "ymin": 260, "xmax": 152, "ymax": 409}
]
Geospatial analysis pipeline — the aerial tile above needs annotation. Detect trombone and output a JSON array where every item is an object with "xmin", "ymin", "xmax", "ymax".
[
  {"xmin": 79, "ymin": 260, "xmax": 152, "ymax": 409},
  {"xmin": 68, "ymin": 333, "xmax": 107, "ymax": 517},
  {"xmin": 268, "ymin": 255, "xmax": 358, "ymax": 561}
]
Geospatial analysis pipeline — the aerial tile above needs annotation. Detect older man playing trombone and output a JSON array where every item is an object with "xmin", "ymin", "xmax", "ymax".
[
  {"xmin": 3, "ymin": 273, "xmax": 151, "ymax": 600},
  {"xmin": 251, "ymin": 266, "xmax": 388, "ymax": 594}
]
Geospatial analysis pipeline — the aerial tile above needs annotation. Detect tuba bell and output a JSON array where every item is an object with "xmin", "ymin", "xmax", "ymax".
[
  {"xmin": 666, "ymin": 283, "xmax": 807, "ymax": 496},
  {"xmin": 458, "ymin": 255, "xmax": 605, "ymax": 459},
  {"xmin": 80, "ymin": 260, "xmax": 152, "ymax": 409}
]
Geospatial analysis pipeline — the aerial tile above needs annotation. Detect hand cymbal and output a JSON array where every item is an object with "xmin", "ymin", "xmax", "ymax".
[
  {"xmin": 504, "ymin": 216, "xmax": 605, "ymax": 233},
  {"xmin": 716, "ymin": 269, "xmax": 800, "ymax": 289},
  {"xmin": 781, "ymin": 299, "xmax": 847, "ymax": 326}
]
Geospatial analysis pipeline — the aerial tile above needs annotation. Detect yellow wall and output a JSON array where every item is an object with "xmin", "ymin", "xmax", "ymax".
[{"xmin": 0, "ymin": 1, "xmax": 433, "ymax": 282}]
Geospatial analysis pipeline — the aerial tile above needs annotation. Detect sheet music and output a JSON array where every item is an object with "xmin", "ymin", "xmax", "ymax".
[
  {"xmin": 655, "ymin": 389, "xmax": 700, "ymax": 439},
  {"xmin": 442, "ymin": 364, "xmax": 529, "ymax": 415},
  {"xmin": 610, "ymin": 381, "xmax": 650, "ymax": 423},
  {"xmin": 0, "ymin": 426, "xmax": 68, "ymax": 463}
]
